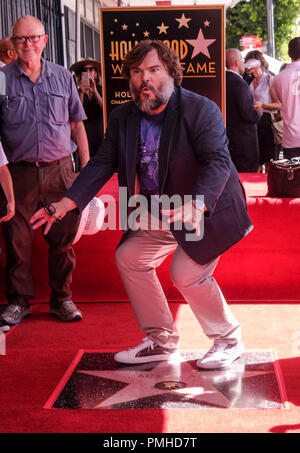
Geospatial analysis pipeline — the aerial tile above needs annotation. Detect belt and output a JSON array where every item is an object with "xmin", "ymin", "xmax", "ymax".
[{"xmin": 12, "ymin": 159, "xmax": 60, "ymax": 167}]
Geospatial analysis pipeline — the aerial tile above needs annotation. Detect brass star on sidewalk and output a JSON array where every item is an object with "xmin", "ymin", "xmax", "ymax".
[
  {"xmin": 176, "ymin": 13, "xmax": 192, "ymax": 29},
  {"xmin": 186, "ymin": 28, "xmax": 216, "ymax": 59},
  {"xmin": 157, "ymin": 22, "xmax": 169, "ymax": 35}
]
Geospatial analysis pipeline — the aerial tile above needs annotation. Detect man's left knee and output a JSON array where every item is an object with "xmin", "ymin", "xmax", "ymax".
[{"xmin": 170, "ymin": 258, "xmax": 215, "ymax": 290}]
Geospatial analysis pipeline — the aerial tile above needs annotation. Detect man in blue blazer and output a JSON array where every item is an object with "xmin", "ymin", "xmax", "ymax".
[
  {"xmin": 31, "ymin": 41, "xmax": 253, "ymax": 369},
  {"xmin": 225, "ymin": 48, "xmax": 262, "ymax": 172}
]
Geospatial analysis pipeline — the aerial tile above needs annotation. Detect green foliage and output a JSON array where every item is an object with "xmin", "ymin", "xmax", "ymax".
[{"xmin": 226, "ymin": 0, "xmax": 300, "ymax": 61}]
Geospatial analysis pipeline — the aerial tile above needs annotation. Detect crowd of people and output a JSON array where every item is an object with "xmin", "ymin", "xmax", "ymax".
[
  {"xmin": 226, "ymin": 39, "xmax": 300, "ymax": 172},
  {"xmin": 0, "ymin": 15, "xmax": 299, "ymax": 369}
]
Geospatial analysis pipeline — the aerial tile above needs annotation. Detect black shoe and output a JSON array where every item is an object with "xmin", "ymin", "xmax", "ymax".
[
  {"xmin": 0, "ymin": 305, "xmax": 31, "ymax": 325},
  {"xmin": 50, "ymin": 301, "xmax": 83, "ymax": 322}
]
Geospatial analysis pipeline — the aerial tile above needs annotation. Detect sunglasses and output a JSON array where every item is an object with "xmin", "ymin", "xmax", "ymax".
[{"xmin": 84, "ymin": 67, "xmax": 96, "ymax": 72}]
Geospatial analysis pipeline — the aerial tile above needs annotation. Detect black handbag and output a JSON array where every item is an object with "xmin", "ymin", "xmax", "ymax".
[{"xmin": 267, "ymin": 157, "xmax": 300, "ymax": 197}]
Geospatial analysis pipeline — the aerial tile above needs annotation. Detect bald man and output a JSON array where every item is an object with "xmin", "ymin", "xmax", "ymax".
[
  {"xmin": 0, "ymin": 16, "xmax": 89, "ymax": 326},
  {"xmin": 225, "ymin": 48, "xmax": 262, "ymax": 172},
  {"xmin": 0, "ymin": 37, "xmax": 17, "ymax": 67}
]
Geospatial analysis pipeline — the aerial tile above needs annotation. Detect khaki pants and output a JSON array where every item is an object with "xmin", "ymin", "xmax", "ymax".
[
  {"xmin": 115, "ymin": 227, "xmax": 241, "ymax": 348},
  {"xmin": 3, "ymin": 156, "xmax": 80, "ymax": 308}
]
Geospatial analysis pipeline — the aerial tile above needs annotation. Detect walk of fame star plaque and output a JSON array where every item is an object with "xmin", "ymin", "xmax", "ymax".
[{"xmin": 44, "ymin": 349, "xmax": 288, "ymax": 410}]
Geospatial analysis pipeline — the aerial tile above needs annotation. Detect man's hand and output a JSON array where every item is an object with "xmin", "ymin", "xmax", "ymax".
[
  {"xmin": 0, "ymin": 201, "xmax": 15, "ymax": 222},
  {"xmin": 161, "ymin": 200, "xmax": 206, "ymax": 237},
  {"xmin": 254, "ymin": 102, "xmax": 263, "ymax": 116},
  {"xmin": 30, "ymin": 197, "xmax": 77, "ymax": 235}
]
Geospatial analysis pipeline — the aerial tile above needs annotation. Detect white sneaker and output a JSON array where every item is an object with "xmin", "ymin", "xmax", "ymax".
[
  {"xmin": 197, "ymin": 342, "xmax": 244, "ymax": 370},
  {"xmin": 0, "ymin": 323, "xmax": 10, "ymax": 333},
  {"xmin": 114, "ymin": 337, "xmax": 181, "ymax": 364}
]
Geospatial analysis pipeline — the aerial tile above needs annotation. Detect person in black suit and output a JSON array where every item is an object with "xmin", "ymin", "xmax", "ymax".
[
  {"xmin": 31, "ymin": 41, "xmax": 253, "ymax": 370},
  {"xmin": 226, "ymin": 48, "xmax": 263, "ymax": 172}
]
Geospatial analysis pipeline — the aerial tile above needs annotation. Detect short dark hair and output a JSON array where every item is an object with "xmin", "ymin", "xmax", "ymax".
[
  {"xmin": 288, "ymin": 37, "xmax": 300, "ymax": 61},
  {"xmin": 122, "ymin": 40, "xmax": 183, "ymax": 86}
]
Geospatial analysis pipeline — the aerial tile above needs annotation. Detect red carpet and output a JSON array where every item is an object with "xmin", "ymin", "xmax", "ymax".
[
  {"xmin": 1, "ymin": 173, "xmax": 300, "ymax": 434},
  {"xmin": 1, "ymin": 302, "xmax": 300, "ymax": 433},
  {"xmin": 1, "ymin": 173, "xmax": 300, "ymax": 303}
]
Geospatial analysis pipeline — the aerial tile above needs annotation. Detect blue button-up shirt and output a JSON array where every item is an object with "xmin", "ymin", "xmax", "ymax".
[{"xmin": 0, "ymin": 58, "xmax": 86, "ymax": 162}]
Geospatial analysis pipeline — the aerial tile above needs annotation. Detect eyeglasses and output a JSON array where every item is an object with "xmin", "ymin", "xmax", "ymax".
[
  {"xmin": 84, "ymin": 67, "xmax": 96, "ymax": 72},
  {"xmin": 12, "ymin": 34, "xmax": 45, "ymax": 44}
]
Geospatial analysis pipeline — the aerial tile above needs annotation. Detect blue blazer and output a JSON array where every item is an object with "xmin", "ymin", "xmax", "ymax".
[{"xmin": 66, "ymin": 86, "xmax": 253, "ymax": 264}]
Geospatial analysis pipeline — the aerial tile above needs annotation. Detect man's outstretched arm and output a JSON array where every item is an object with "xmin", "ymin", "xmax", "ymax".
[{"xmin": 30, "ymin": 197, "xmax": 77, "ymax": 235}]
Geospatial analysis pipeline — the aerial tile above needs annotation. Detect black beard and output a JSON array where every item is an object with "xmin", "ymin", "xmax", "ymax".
[{"xmin": 130, "ymin": 80, "xmax": 174, "ymax": 113}]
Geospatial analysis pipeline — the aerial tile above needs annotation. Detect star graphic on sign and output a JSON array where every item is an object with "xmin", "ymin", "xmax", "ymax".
[
  {"xmin": 186, "ymin": 28, "xmax": 216, "ymax": 59},
  {"xmin": 204, "ymin": 20, "xmax": 211, "ymax": 27},
  {"xmin": 121, "ymin": 24, "xmax": 128, "ymax": 30},
  {"xmin": 157, "ymin": 22, "xmax": 169, "ymax": 35},
  {"xmin": 175, "ymin": 13, "xmax": 192, "ymax": 29},
  {"xmin": 143, "ymin": 31, "xmax": 150, "ymax": 38},
  {"xmin": 76, "ymin": 358, "xmax": 273, "ymax": 409}
]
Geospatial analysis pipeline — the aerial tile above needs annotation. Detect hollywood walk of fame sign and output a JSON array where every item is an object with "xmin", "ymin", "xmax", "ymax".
[{"xmin": 99, "ymin": 6, "xmax": 225, "ymax": 128}]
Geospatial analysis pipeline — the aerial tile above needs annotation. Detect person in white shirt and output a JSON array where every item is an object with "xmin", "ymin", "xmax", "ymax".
[
  {"xmin": 271, "ymin": 37, "xmax": 300, "ymax": 159},
  {"xmin": 244, "ymin": 51, "xmax": 281, "ymax": 169}
]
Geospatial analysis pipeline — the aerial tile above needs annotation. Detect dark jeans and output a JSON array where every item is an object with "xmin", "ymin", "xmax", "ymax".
[
  {"xmin": 282, "ymin": 147, "xmax": 300, "ymax": 159},
  {"xmin": 257, "ymin": 112, "xmax": 276, "ymax": 165},
  {"xmin": 3, "ymin": 156, "xmax": 80, "ymax": 308}
]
